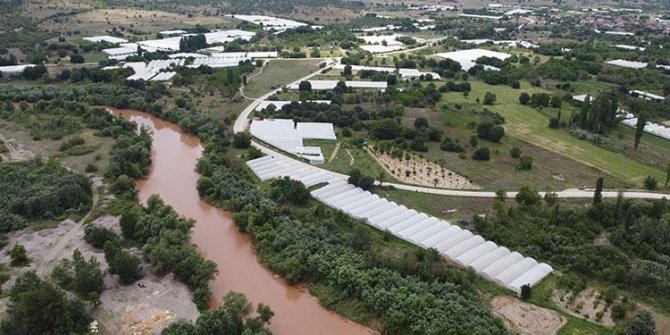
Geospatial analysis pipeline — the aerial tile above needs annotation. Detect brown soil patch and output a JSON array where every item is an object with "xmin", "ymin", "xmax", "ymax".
[
  {"xmin": 552, "ymin": 287, "xmax": 615, "ymax": 326},
  {"xmin": 491, "ymin": 296, "xmax": 566, "ymax": 335},
  {"xmin": 369, "ymin": 148, "xmax": 479, "ymax": 189}
]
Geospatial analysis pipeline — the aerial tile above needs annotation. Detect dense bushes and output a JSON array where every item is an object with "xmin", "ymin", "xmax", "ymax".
[
  {"xmin": 0, "ymin": 272, "xmax": 92, "ymax": 335},
  {"xmin": 476, "ymin": 193, "xmax": 670, "ymax": 307},
  {"xmin": 196, "ymin": 153, "xmax": 509, "ymax": 334},
  {"xmin": 51, "ymin": 249, "xmax": 104, "ymax": 302},
  {"xmin": 162, "ymin": 292, "xmax": 273, "ymax": 335},
  {"xmin": 117, "ymin": 196, "xmax": 217, "ymax": 309},
  {"xmin": 476, "ymin": 122, "xmax": 505, "ymax": 143},
  {"xmin": 0, "ymin": 160, "xmax": 92, "ymax": 227}
]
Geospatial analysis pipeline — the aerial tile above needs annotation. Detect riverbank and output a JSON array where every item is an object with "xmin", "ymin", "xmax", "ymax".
[{"xmin": 110, "ymin": 108, "xmax": 376, "ymax": 335}]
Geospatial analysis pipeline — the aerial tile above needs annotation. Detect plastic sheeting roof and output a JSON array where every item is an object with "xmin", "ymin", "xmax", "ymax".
[
  {"xmin": 435, "ymin": 49, "xmax": 511, "ymax": 71},
  {"xmin": 333, "ymin": 64, "xmax": 441, "ymax": 80},
  {"xmin": 605, "ymin": 59, "xmax": 648, "ymax": 69},
  {"xmin": 245, "ymin": 156, "xmax": 554, "ymax": 294},
  {"xmin": 0, "ymin": 64, "xmax": 35, "ymax": 74},
  {"xmin": 84, "ymin": 35, "xmax": 128, "ymax": 44},
  {"xmin": 288, "ymin": 80, "xmax": 388, "ymax": 90},
  {"xmin": 255, "ymin": 100, "xmax": 331, "ymax": 111}
]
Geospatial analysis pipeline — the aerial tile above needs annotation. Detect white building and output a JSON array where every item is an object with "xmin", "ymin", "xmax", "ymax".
[
  {"xmin": 605, "ymin": 59, "xmax": 648, "ymax": 69},
  {"xmin": 250, "ymin": 119, "xmax": 336, "ymax": 164},
  {"xmin": 614, "ymin": 44, "xmax": 646, "ymax": 51},
  {"xmin": 228, "ymin": 15, "xmax": 308, "ymax": 31},
  {"xmin": 135, "ymin": 30, "xmax": 256, "ymax": 52},
  {"xmin": 102, "ymin": 46, "xmax": 138, "ymax": 60},
  {"xmin": 458, "ymin": 14, "xmax": 503, "ymax": 20},
  {"xmin": 435, "ymin": 48, "xmax": 512, "ymax": 71},
  {"xmin": 333, "ymin": 64, "xmax": 441, "ymax": 80},
  {"xmin": 159, "ymin": 30, "xmax": 187, "ymax": 36},
  {"xmin": 255, "ymin": 100, "xmax": 332, "ymax": 111},
  {"xmin": 84, "ymin": 35, "xmax": 128, "ymax": 44},
  {"xmin": 0, "ymin": 64, "xmax": 35, "ymax": 75},
  {"xmin": 630, "ymin": 89, "xmax": 665, "ymax": 102},
  {"xmin": 288, "ymin": 80, "xmax": 388, "ymax": 91}
]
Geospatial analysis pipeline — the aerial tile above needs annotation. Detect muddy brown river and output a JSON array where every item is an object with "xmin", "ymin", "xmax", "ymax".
[{"xmin": 109, "ymin": 108, "xmax": 375, "ymax": 335}]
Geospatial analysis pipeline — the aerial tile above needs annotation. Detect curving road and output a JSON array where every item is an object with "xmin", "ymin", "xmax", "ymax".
[{"xmin": 235, "ymin": 60, "xmax": 670, "ymax": 201}]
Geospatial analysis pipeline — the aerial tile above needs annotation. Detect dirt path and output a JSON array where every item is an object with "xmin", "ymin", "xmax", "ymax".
[
  {"xmin": 328, "ymin": 142, "xmax": 341, "ymax": 163},
  {"xmin": 36, "ymin": 177, "xmax": 101, "ymax": 276},
  {"xmin": 0, "ymin": 132, "xmax": 18, "ymax": 159},
  {"xmin": 345, "ymin": 148, "xmax": 355, "ymax": 166}
]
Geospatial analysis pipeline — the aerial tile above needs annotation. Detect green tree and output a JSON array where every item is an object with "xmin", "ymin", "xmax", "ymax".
[
  {"xmin": 51, "ymin": 249, "xmax": 104, "ymax": 302},
  {"xmin": 665, "ymin": 163, "xmax": 669, "ymax": 187},
  {"xmin": 625, "ymin": 311, "xmax": 656, "ymax": 335},
  {"xmin": 9, "ymin": 244, "xmax": 28, "ymax": 267},
  {"xmin": 517, "ymin": 155, "xmax": 533, "ymax": 170},
  {"xmin": 519, "ymin": 92, "xmax": 530, "ymax": 105},
  {"xmin": 515, "ymin": 186, "xmax": 541, "ymax": 206},
  {"xmin": 510, "ymin": 146, "xmax": 522, "ymax": 158},
  {"xmin": 550, "ymin": 95, "xmax": 562, "ymax": 108},
  {"xmin": 644, "ymin": 176, "xmax": 657, "ymax": 190},
  {"xmin": 495, "ymin": 189, "xmax": 507, "ymax": 202},
  {"xmin": 472, "ymin": 147, "xmax": 490, "ymax": 161},
  {"xmin": 483, "ymin": 91, "xmax": 497, "ymax": 105},
  {"xmin": 270, "ymin": 177, "xmax": 310, "ymax": 205},
  {"xmin": 594, "ymin": 177, "xmax": 604, "ymax": 204},
  {"xmin": 110, "ymin": 174, "xmax": 137, "ymax": 198},
  {"xmin": 1, "ymin": 272, "xmax": 91, "ymax": 335},
  {"xmin": 104, "ymin": 240, "xmax": 143, "ymax": 285},
  {"xmin": 69, "ymin": 53, "xmax": 85, "ymax": 64},
  {"xmin": 544, "ymin": 192, "xmax": 559, "ymax": 206},
  {"xmin": 487, "ymin": 125, "xmax": 505, "ymax": 142},
  {"xmin": 232, "ymin": 132, "xmax": 251, "ymax": 149},
  {"xmin": 84, "ymin": 225, "xmax": 118, "ymax": 249},
  {"xmin": 634, "ymin": 111, "xmax": 647, "ymax": 150},
  {"xmin": 414, "ymin": 117, "xmax": 429, "ymax": 129},
  {"xmin": 343, "ymin": 64, "xmax": 352, "ymax": 76},
  {"xmin": 298, "ymin": 80, "xmax": 312, "ymax": 91},
  {"xmin": 520, "ymin": 284, "xmax": 532, "ymax": 300}
]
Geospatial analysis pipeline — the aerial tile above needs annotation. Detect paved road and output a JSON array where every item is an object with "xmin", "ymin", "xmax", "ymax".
[{"xmin": 234, "ymin": 60, "xmax": 670, "ymax": 201}]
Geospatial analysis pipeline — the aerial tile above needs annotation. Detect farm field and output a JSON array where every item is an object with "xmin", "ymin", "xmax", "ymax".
[{"xmin": 244, "ymin": 59, "xmax": 323, "ymax": 98}]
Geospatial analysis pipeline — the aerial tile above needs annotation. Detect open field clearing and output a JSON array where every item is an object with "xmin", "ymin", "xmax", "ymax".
[
  {"xmin": 438, "ymin": 81, "xmax": 667, "ymax": 186},
  {"xmin": 244, "ymin": 59, "xmax": 323, "ymax": 98},
  {"xmin": 39, "ymin": 8, "xmax": 235, "ymax": 36},
  {"xmin": 0, "ymin": 120, "xmax": 112, "ymax": 175},
  {"xmin": 368, "ymin": 148, "xmax": 479, "ymax": 189},
  {"xmin": 491, "ymin": 296, "xmax": 566, "ymax": 335}
]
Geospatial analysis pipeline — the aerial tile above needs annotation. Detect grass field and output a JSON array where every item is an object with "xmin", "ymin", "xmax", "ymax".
[
  {"xmin": 438, "ymin": 80, "xmax": 667, "ymax": 186},
  {"xmin": 0, "ymin": 120, "xmax": 112, "ymax": 176},
  {"xmin": 244, "ymin": 59, "xmax": 322, "ymax": 98}
]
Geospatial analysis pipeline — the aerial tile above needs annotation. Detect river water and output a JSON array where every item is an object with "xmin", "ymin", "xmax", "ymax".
[{"xmin": 109, "ymin": 108, "xmax": 375, "ymax": 335}]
